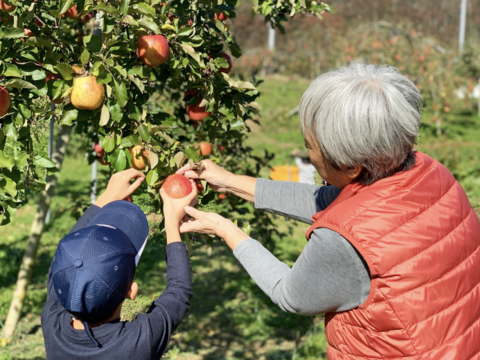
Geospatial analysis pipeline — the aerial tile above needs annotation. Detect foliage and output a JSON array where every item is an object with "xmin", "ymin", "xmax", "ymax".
[{"xmin": 0, "ymin": 0, "xmax": 328, "ymax": 227}]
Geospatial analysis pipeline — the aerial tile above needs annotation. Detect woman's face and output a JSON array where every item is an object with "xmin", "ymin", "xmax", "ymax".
[{"xmin": 304, "ymin": 132, "xmax": 362, "ymax": 189}]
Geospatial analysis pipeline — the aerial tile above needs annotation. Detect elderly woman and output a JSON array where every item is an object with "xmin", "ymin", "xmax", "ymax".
[{"xmin": 177, "ymin": 63, "xmax": 480, "ymax": 359}]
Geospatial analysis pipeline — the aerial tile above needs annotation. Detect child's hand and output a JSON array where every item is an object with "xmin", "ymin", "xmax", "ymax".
[
  {"xmin": 95, "ymin": 168, "xmax": 146, "ymax": 208},
  {"xmin": 160, "ymin": 179, "xmax": 198, "ymax": 227}
]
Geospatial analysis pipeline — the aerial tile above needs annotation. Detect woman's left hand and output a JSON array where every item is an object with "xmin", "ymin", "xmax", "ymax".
[{"xmin": 179, "ymin": 206, "xmax": 250, "ymax": 250}]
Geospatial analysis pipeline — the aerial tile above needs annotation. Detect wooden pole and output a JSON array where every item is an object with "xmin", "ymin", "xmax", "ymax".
[{"xmin": 1, "ymin": 126, "xmax": 72, "ymax": 341}]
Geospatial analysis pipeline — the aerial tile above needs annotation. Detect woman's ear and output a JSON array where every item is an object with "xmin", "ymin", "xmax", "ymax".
[
  {"xmin": 126, "ymin": 281, "xmax": 138, "ymax": 301},
  {"xmin": 343, "ymin": 164, "xmax": 363, "ymax": 179}
]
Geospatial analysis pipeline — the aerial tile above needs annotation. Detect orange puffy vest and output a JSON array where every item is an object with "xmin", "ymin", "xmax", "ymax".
[{"xmin": 306, "ymin": 152, "xmax": 480, "ymax": 359}]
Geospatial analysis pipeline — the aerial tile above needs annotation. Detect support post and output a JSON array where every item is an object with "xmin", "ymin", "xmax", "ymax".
[
  {"xmin": 458, "ymin": 0, "xmax": 467, "ymax": 52},
  {"xmin": 45, "ymin": 104, "xmax": 54, "ymax": 223}
]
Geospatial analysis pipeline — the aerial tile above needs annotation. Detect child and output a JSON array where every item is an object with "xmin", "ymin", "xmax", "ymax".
[{"xmin": 41, "ymin": 168, "xmax": 197, "ymax": 359}]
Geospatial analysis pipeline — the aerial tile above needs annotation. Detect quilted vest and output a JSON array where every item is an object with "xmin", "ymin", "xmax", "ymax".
[{"xmin": 306, "ymin": 152, "xmax": 480, "ymax": 360}]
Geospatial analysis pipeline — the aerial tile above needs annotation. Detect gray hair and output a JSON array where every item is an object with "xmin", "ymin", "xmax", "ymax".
[{"xmin": 299, "ymin": 63, "xmax": 422, "ymax": 185}]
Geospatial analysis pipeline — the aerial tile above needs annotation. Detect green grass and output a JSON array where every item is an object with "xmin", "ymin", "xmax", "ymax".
[{"xmin": 1, "ymin": 76, "xmax": 480, "ymax": 359}]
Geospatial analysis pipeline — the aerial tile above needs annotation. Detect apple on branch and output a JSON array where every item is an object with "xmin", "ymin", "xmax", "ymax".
[
  {"xmin": 197, "ymin": 142, "xmax": 212, "ymax": 157},
  {"xmin": 69, "ymin": 76, "xmax": 105, "ymax": 110},
  {"xmin": 0, "ymin": 86, "xmax": 11, "ymax": 118},
  {"xmin": 185, "ymin": 90, "xmax": 211, "ymax": 121},
  {"xmin": 137, "ymin": 35, "xmax": 170, "ymax": 67},
  {"xmin": 209, "ymin": 52, "xmax": 233, "ymax": 74},
  {"xmin": 129, "ymin": 145, "xmax": 150, "ymax": 170},
  {"xmin": 0, "ymin": 0, "xmax": 16, "ymax": 13}
]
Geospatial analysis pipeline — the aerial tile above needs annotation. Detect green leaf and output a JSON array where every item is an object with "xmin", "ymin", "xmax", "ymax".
[
  {"xmin": 120, "ymin": 0, "xmax": 131, "ymax": 16},
  {"xmin": 83, "ymin": 35, "xmax": 102, "ymax": 53},
  {"xmin": 1, "ymin": 28, "xmax": 26, "ymax": 39},
  {"xmin": 109, "ymin": 103, "xmax": 123, "ymax": 121},
  {"xmin": 100, "ymin": 105, "xmax": 110, "ymax": 127},
  {"xmin": 129, "ymin": 3, "xmax": 156, "ymax": 18},
  {"xmin": 178, "ymin": 27, "xmax": 194, "ymax": 37},
  {"xmin": 180, "ymin": 43, "xmax": 201, "ymax": 63},
  {"xmin": 34, "ymin": 153, "xmax": 56, "ymax": 168},
  {"xmin": 112, "ymin": 78, "xmax": 128, "ymax": 108},
  {"xmin": 59, "ymin": 0, "xmax": 75, "ymax": 14},
  {"xmin": 174, "ymin": 151, "xmax": 187, "ymax": 169},
  {"xmin": 101, "ymin": 135, "xmax": 116, "ymax": 152},
  {"xmin": 185, "ymin": 146, "xmax": 201, "ymax": 162},
  {"xmin": 14, "ymin": 152, "xmax": 29, "ymax": 168},
  {"xmin": 94, "ymin": 3, "xmax": 119, "ymax": 15},
  {"xmin": 138, "ymin": 17, "xmax": 161, "ymax": 34},
  {"xmin": 4, "ymin": 178, "xmax": 17, "ymax": 197},
  {"xmin": 146, "ymin": 169, "xmax": 159, "ymax": 186},
  {"xmin": 81, "ymin": 49, "xmax": 90, "ymax": 66},
  {"xmin": 127, "ymin": 74, "xmax": 144, "ymax": 93},
  {"xmin": 148, "ymin": 150, "xmax": 159, "ymax": 169},
  {"xmin": 137, "ymin": 124, "xmax": 151, "ymax": 142},
  {"xmin": 120, "ymin": 135, "xmax": 141, "ymax": 148},
  {"xmin": 112, "ymin": 65, "xmax": 127, "ymax": 78},
  {"xmin": 55, "ymin": 63, "xmax": 74, "ymax": 81},
  {"xmin": 0, "ymin": 151, "xmax": 14, "ymax": 171},
  {"xmin": 4, "ymin": 79, "xmax": 37, "ymax": 90},
  {"xmin": 60, "ymin": 108, "xmax": 78, "ymax": 125},
  {"xmin": 3, "ymin": 123, "xmax": 17, "ymax": 141},
  {"xmin": 110, "ymin": 149, "xmax": 127, "ymax": 172},
  {"xmin": 4, "ymin": 64, "xmax": 22, "ymax": 78},
  {"xmin": 97, "ymin": 70, "xmax": 112, "ymax": 84}
]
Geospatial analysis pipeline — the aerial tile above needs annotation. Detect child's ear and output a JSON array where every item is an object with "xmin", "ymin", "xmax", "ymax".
[{"xmin": 126, "ymin": 281, "xmax": 138, "ymax": 301}]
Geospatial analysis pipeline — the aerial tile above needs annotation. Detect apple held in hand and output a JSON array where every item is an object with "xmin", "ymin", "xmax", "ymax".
[
  {"xmin": 0, "ymin": 86, "xmax": 10, "ymax": 118},
  {"xmin": 129, "ymin": 145, "xmax": 150, "ymax": 170},
  {"xmin": 69, "ymin": 76, "xmax": 105, "ymax": 110},
  {"xmin": 185, "ymin": 90, "xmax": 211, "ymax": 121},
  {"xmin": 162, "ymin": 174, "xmax": 193, "ymax": 199},
  {"xmin": 0, "ymin": 0, "xmax": 16, "ymax": 12},
  {"xmin": 137, "ymin": 35, "xmax": 170, "ymax": 67}
]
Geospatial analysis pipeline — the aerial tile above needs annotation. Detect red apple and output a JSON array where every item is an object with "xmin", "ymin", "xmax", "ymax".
[
  {"xmin": 35, "ymin": 18, "xmax": 44, "ymax": 27},
  {"xmin": 185, "ymin": 90, "xmax": 211, "ymax": 121},
  {"xmin": 69, "ymin": 76, "xmax": 105, "ymax": 110},
  {"xmin": 198, "ymin": 142, "xmax": 212, "ymax": 156},
  {"xmin": 217, "ymin": 145, "xmax": 225, "ymax": 152},
  {"xmin": 64, "ymin": 6, "xmax": 79, "ymax": 19},
  {"xmin": 195, "ymin": 180, "xmax": 204, "ymax": 193},
  {"xmin": 137, "ymin": 35, "xmax": 170, "ymax": 67},
  {"xmin": 0, "ymin": 86, "xmax": 10, "ymax": 118},
  {"xmin": 162, "ymin": 174, "xmax": 193, "ymax": 199},
  {"xmin": 125, "ymin": 196, "xmax": 132, "ymax": 202},
  {"xmin": 79, "ymin": 13, "xmax": 93, "ymax": 24},
  {"xmin": 0, "ymin": 0, "xmax": 15, "ymax": 13},
  {"xmin": 94, "ymin": 143, "xmax": 104, "ymax": 157},
  {"xmin": 214, "ymin": 12, "xmax": 228, "ymax": 21},
  {"xmin": 23, "ymin": 28, "xmax": 35, "ymax": 38},
  {"xmin": 218, "ymin": 193, "xmax": 228, "ymax": 200}
]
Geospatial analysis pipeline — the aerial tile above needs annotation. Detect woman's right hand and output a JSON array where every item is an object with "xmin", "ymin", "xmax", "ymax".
[{"xmin": 176, "ymin": 159, "xmax": 233, "ymax": 193}]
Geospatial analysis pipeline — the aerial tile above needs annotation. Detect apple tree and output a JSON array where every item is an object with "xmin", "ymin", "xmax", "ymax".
[{"xmin": 0, "ymin": 0, "xmax": 329, "ymax": 340}]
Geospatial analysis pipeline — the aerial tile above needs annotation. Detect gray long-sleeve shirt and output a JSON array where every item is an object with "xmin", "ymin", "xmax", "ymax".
[{"xmin": 233, "ymin": 179, "xmax": 371, "ymax": 315}]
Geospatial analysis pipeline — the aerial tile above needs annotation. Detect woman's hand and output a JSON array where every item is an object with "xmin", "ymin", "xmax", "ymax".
[
  {"xmin": 95, "ymin": 168, "xmax": 145, "ymax": 208},
  {"xmin": 176, "ymin": 159, "xmax": 233, "ymax": 193},
  {"xmin": 177, "ymin": 160, "xmax": 257, "ymax": 202},
  {"xmin": 179, "ymin": 206, "xmax": 250, "ymax": 250}
]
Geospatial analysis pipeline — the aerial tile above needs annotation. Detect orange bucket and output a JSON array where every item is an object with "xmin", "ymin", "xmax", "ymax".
[{"xmin": 269, "ymin": 165, "xmax": 299, "ymax": 182}]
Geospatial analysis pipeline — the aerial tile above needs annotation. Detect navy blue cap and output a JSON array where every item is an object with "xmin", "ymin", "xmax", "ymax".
[{"xmin": 51, "ymin": 201, "xmax": 149, "ymax": 323}]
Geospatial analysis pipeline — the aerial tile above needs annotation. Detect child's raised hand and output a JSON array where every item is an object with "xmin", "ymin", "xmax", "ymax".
[
  {"xmin": 95, "ymin": 168, "xmax": 146, "ymax": 207},
  {"xmin": 160, "ymin": 179, "xmax": 198, "ymax": 228}
]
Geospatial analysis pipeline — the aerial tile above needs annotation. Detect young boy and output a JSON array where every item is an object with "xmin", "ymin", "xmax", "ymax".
[{"xmin": 41, "ymin": 168, "xmax": 197, "ymax": 359}]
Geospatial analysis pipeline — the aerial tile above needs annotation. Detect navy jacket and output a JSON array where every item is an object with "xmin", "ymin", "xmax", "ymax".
[{"xmin": 41, "ymin": 205, "xmax": 192, "ymax": 360}]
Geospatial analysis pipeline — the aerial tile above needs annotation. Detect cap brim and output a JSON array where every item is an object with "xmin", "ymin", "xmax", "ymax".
[{"xmin": 87, "ymin": 201, "xmax": 149, "ymax": 265}]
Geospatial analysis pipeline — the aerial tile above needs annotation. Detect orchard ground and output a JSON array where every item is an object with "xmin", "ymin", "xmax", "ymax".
[{"xmin": 1, "ymin": 76, "xmax": 480, "ymax": 360}]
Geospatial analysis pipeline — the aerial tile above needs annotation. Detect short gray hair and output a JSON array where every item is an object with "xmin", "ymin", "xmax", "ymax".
[{"xmin": 299, "ymin": 63, "xmax": 422, "ymax": 185}]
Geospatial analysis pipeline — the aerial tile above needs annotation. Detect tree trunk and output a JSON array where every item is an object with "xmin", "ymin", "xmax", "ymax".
[{"xmin": 1, "ymin": 125, "xmax": 72, "ymax": 341}]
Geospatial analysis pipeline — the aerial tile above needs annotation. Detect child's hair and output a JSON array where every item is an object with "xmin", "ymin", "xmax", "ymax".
[{"xmin": 69, "ymin": 309, "xmax": 117, "ymax": 325}]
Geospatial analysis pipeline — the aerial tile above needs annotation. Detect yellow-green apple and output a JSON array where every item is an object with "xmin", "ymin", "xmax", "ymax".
[
  {"xmin": 129, "ymin": 145, "xmax": 150, "ymax": 170},
  {"xmin": 69, "ymin": 76, "xmax": 105, "ymax": 110}
]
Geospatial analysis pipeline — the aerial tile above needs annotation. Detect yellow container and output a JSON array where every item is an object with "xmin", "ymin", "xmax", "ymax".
[{"xmin": 269, "ymin": 165, "xmax": 299, "ymax": 182}]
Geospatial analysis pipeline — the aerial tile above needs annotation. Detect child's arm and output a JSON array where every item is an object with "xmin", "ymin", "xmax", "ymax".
[
  {"xmin": 125, "ymin": 182, "xmax": 197, "ymax": 358},
  {"xmin": 46, "ymin": 169, "xmax": 145, "ymax": 303}
]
